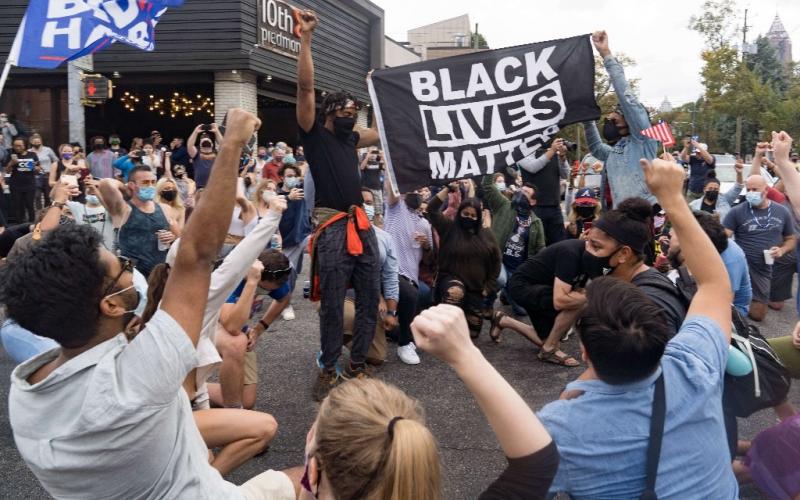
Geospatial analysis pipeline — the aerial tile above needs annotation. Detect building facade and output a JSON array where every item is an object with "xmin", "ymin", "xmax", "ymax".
[
  {"xmin": 766, "ymin": 14, "xmax": 793, "ymax": 67},
  {"xmin": 0, "ymin": 0, "xmax": 384, "ymax": 148}
]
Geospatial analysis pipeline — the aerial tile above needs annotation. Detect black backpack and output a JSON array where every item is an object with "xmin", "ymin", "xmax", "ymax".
[{"xmin": 673, "ymin": 266, "xmax": 792, "ymax": 417}]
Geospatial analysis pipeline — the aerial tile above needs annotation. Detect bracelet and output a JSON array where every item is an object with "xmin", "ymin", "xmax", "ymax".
[
  {"xmin": 259, "ymin": 319, "xmax": 269, "ymax": 331},
  {"xmin": 50, "ymin": 201, "xmax": 66, "ymax": 209}
]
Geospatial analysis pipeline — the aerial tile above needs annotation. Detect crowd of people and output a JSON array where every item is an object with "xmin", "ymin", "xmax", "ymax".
[{"xmin": 0, "ymin": 20, "xmax": 799, "ymax": 500}]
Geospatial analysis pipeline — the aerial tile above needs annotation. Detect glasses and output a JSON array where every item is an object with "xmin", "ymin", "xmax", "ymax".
[
  {"xmin": 104, "ymin": 255, "xmax": 135, "ymax": 297},
  {"xmin": 261, "ymin": 266, "xmax": 291, "ymax": 282}
]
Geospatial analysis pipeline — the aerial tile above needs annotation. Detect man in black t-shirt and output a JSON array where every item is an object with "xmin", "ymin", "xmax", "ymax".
[
  {"xmin": 297, "ymin": 10, "xmax": 383, "ymax": 401},
  {"xmin": 4, "ymin": 138, "xmax": 40, "ymax": 223},
  {"xmin": 508, "ymin": 239, "xmax": 607, "ymax": 367}
]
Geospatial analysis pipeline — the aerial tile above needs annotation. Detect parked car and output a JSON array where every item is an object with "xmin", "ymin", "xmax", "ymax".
[{"xmin": 713, "ymin": 154, "xmax": 776, "ymax": 204}]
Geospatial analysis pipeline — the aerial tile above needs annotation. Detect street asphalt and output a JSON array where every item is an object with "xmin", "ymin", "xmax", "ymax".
[{"xmin": 1, "ymin": 260, "xmax": 797, "ymax": 499}]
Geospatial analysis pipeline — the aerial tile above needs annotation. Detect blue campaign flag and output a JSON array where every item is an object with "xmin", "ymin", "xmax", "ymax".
[{"xmin": 9, "ymin": 1, "xmax": 184, "ymax": 69}]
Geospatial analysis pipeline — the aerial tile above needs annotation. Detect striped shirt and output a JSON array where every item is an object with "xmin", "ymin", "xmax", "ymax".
[{"xmin": 384, "ymin": 198, "xmax": 432, "ymax": 284}]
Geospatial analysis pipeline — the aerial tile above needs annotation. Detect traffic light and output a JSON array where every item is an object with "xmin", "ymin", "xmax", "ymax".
[{"xmin": 81, "ymin": 74, "xmax": 112, "ymax": 103}]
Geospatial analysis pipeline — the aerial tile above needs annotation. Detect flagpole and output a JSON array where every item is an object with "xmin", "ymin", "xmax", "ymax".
[{"xmin": 0, "ymin": 14, "xmax": 26, "ymax": 101}]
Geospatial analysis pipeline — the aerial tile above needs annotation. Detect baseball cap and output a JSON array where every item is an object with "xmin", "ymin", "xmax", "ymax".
[{"xmin": 574, "ymin": 187, "xmax": 599, "ymax": 206}]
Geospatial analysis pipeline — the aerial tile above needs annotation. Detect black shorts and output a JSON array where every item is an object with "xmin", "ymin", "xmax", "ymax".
[{"xmin": 508, "ymin": 280, "xmax": 558, "ymax": 339}]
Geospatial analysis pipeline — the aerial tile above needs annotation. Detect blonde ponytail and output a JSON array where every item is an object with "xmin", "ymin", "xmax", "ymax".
[{"xmin": 315, "ymin": 379, "xmax": 442, "ymax": 500}]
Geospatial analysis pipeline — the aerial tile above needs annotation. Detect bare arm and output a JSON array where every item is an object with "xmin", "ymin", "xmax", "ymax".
[
  {"xmin": 771, "ymin": 132, "xmax": 800, "ymax": 220},
  {"xmin": 356, "ymin": 110, "xmax": 381, "ymax": 148},
  {"xmin": 219, "ymin": 263, "xmax": 262, "ymax": 334},
  {"xmin": 98, "ymin": 178, "xmax": 129, "ymax": 224},
  {"xmin": 160, "ymin": 109, "xmax": 261, "ymax": 346},
  {"xmin": 413, "ymin": 305, "xmax": 553, "ymax": 458},
  {"xmin": 553, "ymin": 277, "xmax": 587, "ymax": 310},
  {"xmin": 186, "ymin": 125, "xmax": 202, "ymax": 159},
  {"xmin": 642, "ymin": 156, "xmax": 731, "ymax": 340},
  {"xmin": 384, "ymin": 170, "xmax": 399, "ymax": 206},
  {"xmin": 296, "ymin": 10, "xmax": 318, "ymax": 133},
  {"xmin": 750, "ymin": 142, "xmax": 769, "ymax": 177}
]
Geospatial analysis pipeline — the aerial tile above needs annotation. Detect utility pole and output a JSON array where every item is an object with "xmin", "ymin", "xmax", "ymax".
[
  {"xmin": 735, "ymin": 9, "xmax": 750, "ymax": 156},
  {"xmin": 473, "ymin": 23, "xmax": 479, "ymax": 49}
]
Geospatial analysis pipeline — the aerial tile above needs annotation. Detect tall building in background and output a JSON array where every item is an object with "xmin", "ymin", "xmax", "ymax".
[
  {"xmin": 766, "ymin": 14, "xmax": 793, "ymax": 66},
  {"xmin": 659, "ymin": 97, "xmax": 673, "ymax": 114},
  {"xmin": 406, "ymin": 14, "xmax": 487, "ymax": 61}
]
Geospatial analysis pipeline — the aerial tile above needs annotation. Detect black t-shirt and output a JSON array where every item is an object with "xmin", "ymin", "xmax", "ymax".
[
  {"xmin": 630, "ymin": 267, "xmax": 687, "ymax": 337},
  {"xmin": 521, "ymin": 154, "xmax": 561, "ymax": 206},
  {"xmin": 478, "ymin": 440, "xmax": 559, "ymax": 500},
  {"xmin": 700, "ymin": 199, "xmax": 716, "ymax": 213},
  {"xmin": 0, "ymin": 223, "xmax": 31, "ymax": 258},
  {"xmin": 7, "ymin": 151, "xmax": 39, "ymax": 189},
  {"xmin": 299, "ymin": 121, "xmax": 362, "ymax": 212},
  {"xmin": 361, "ymin": 160, "xmax": 383, "ymax": 190},
  {"xmin": 513, "ymin": 239, "xmax": 605, "ymax": 289}
]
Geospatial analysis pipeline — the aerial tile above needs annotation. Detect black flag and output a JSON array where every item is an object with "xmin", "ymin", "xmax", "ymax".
[{"xmin": 368, "ymin": 34, "xmax": 600, "ymax": 193}]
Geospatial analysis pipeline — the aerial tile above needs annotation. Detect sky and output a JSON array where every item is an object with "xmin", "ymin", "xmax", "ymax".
[{"xmin": 376, "ymin": 0, "xmax": 800, "ymax": 108}]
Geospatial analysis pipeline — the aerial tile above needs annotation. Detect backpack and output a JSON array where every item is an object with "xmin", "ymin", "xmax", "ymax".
[{"xmin": 673, "ymin": 266, "xmax": 792, "ymax": 417}]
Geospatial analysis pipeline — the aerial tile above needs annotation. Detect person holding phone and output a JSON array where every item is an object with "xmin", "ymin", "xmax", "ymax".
[
  {"xmin": 187, "ymin": 123, "xmax": 223, "ymax": 188},
  {"xmin": 680, "ymin": 135, "xmax": 716, "ymax": 202},
  {"xmin": 4, "ymin": 137, "xmax": 40, "ymax": 223}
]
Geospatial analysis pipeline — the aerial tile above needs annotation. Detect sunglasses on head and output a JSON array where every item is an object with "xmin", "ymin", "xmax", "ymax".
[{"xmin": 261, "ymin": 266, "xmax": 291, "ymax": 282}]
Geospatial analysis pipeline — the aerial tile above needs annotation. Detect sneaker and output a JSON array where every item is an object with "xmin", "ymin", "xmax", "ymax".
[
  {"xmin": 312, "ymin": 368, "xmax": 343, "ymax": 402},
  {"xmin": 397, "ymin": 343, "xmax": 421, "ymax": 365},
  {"xmin": 281, "ymin": 305, "xmax": 296, "ymax": 321},
  {"xmin": 344, "ymin": 361, "xmax": 372, "ymax": 380}
]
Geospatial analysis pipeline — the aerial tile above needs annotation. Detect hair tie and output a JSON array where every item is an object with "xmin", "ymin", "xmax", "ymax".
[{"xmin": 387, "ymin": 416, "xmax": 404, "ymax": 438}]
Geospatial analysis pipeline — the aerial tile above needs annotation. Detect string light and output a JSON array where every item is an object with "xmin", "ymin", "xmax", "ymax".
[{"xmin": 118, "ymin": 90, "xmax": 215, "ymax": 118}]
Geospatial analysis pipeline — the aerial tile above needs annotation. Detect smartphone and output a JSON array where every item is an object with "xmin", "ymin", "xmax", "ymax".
[
  {"xmin": 220, "ymin": 111, "xmax": 257, "ymax": 156},
  {"xmin": 61, "ymin": 174, "xmax": 78, "ymax": 188}
]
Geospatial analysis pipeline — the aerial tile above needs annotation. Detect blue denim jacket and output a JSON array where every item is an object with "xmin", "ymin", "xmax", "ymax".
[{"xmin": 583, "ymin": 56, "xmax": 658, "ymax": 207}]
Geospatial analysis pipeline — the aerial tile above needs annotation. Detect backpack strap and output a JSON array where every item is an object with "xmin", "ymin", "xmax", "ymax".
[{"xmin": 640, "ymin": 373, "xmax": 666, "ymax": 500}]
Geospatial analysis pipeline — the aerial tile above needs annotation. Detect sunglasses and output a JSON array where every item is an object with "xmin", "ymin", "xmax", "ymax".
[
  {"xmin": 104, "ymin": 255, "xmax": 135, "ymax": 297},
  {"xmin": 261, "ymin": 266, "xmax": 291, "ymax": 282}
]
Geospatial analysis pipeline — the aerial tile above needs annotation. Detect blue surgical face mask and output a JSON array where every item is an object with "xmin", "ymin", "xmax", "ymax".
[
  {"xmin": 363, "ymin": 203, "xmax": 375, "ymax": 221},
  {"xmin": 86, "ymin": 194, "xmax": 100, "ymax": 205},
  {"xmin": 746, "ymin": 191, "xmax": 763, "ymax": 207},
  {"xmin": 284, "ymin": 177, "xmax": 299, "ymax": 189},
  {"xmin": 495, "ymin": 181, "xmax": 506, "ymax": 191},
  {"xmin": 137, "ymin": 186, "xmax": 156, "ymax": 201}
]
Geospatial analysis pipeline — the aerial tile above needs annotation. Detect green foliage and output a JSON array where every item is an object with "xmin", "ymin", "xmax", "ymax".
[{"xmin": 688, "ymin": 0, "xmax": 799, "ymax": 154}]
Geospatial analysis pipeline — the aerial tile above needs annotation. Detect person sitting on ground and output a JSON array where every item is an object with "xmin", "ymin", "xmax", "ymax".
[
  {"xmin": 566, "ymin": 187, "xmax": 601, "ymax": 240},
  {"xmin": 296, "ymin": 304, "xmax": 558, "ymax": 500},
  {"xmin": 208, "ymin": 250, "xmax": 292, "ymax": 410},
  {"xmin": 539, "ymin": 154, "xmax": 738, "ymax": 498},
  {"xmin": 2, "ymin": 109, "xmax": 302, "ymax": 499},
  {"xmin": 426, "ymin": 187, "xmax": 501, "ymax": 339},
  {"xmin": 584, "ymin": 197, "xmax": 687, "ymax": 337},
  {"xmin": 688, "ymin": 163, "xmax": 744, "ymax": 220},
  {"xmin": 722, "ymin": 173, "xmax": 795, "ymax": 322}
]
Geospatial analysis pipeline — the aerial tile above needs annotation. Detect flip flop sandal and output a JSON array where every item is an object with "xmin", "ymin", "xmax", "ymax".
[
  {"xmin": 489, "ymin": 310, "xmax": 506, "ymax": 344},
  {"xmin": 537, "ymin": 347, "xmax": 580, "ymax": 367}
]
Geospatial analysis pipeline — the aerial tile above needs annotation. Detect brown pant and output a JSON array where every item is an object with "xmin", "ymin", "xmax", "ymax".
[{"xmin": 316, "ymin": 297, "xmax": 387, "ymax": 364}]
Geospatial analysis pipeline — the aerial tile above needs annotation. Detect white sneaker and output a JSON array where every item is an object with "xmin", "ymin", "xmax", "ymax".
[
  {"xmin": 281, "ymin": 305, "xmax": 296, "ymax": 321},
  {"xmin": 397, "ymin": 344, "xmax": 420, "ymax": 365}
]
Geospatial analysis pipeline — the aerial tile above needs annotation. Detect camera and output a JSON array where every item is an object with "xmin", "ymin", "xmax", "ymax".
[
  {"xmin": 562, "ymin": 140, "xmax": 578, "ymax": 152},
  {"xmin": 200, "ymin": 124, "xmax": 212, "ymax": 132}
]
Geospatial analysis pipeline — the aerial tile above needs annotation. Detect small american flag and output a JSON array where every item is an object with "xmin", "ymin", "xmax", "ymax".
[{"xmin": 641, "ymin": 121, "xmax": 675, "ymax": 148}]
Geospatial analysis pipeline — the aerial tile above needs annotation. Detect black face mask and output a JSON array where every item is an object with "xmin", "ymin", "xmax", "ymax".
[
  {"xmin": 511, "ymin": 191, "xmax": 531, "ymax": 217},
  {"xmin": 160, "ymin": 190, "xmax": 177, "ymax": 202},
  {"xmin": 93, "ymin": 143, "xmax": 105, "ymax": 150},
  {"xmin": 405, "ymin": 193, "xmax": 422, "ymax": 210},
  {"xmin": 333, "ymin": 116, "xmax": 356, "ymax": 142},
  {"xmin": 575, "ymin": 206, "xmax": 596, "ymax": 219},
  {"xmin": 704, "ymin": 190, "xmax": 719, "ymax": 202},
  {"xmin": 585, "ymin": 247, "xmax": 620, "ymax": 275},
  {"xmin": 458, "ymin": 216, "xmax": 480, "ymax": 233},
  {"xmin": 602, "ymin": 118, "xmax": 623, "ymax": 144}
]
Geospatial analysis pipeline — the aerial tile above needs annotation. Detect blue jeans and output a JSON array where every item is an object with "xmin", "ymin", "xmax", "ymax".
[
  {"xmin": 498, "ymin": 264, "xmax": 527, "ymax": 315},
  {"xmin": 1, "ymin": 320, "xmax": 58, "ymax": 364}
]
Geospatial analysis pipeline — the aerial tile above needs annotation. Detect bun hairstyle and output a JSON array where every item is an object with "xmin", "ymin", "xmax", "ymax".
[
  {"xmin": 315, "ymin": 379, "xmax": 442, "ymax": 500},
  {"xmin": 704, "ymin": 170, "xmax": 721, "ymax": 189},
  {"xmin": 593, "ymin": 197, "xmax": 652, "ymax": 256}
]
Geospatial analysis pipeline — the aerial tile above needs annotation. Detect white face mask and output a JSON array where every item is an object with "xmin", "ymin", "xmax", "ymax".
[
  {"xmin": 496, "ymin": 181, "xmax": 506, "ymax": 191},
  {"xmin": 262, "ymin": 191, "xmax": 275, "ymax": 203}
]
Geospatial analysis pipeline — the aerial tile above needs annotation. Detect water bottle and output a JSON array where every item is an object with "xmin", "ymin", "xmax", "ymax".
[
  {"xmin": 270, "ymin": 234, "xmax": 281, "ymax": 250},
  {"xmin": 303, "ymin": 280, "xmax": 311, "ymax": 299}
]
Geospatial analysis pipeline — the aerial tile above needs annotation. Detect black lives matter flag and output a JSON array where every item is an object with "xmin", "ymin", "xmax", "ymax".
[{"xmin": 368, "ymin": 35, "xmax": 600, "ymax": 193}]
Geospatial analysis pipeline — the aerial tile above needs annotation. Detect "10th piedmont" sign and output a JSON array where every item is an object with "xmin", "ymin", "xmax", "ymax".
[{"xmin": 257, "ymin": 0, "xmax": 302, "ymax": 59}]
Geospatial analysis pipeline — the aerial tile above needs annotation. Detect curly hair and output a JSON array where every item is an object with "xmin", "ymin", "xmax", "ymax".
[{"xmin": 0, "ymin": 225, "xmax": 107, "ymax": 348}]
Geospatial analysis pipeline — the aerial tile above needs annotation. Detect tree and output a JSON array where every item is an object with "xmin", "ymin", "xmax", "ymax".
[
  {"xmin": 470, "ymin": 32, "xmax": 488, "ymax": 49},
  {"xmin": 747, "ymin": 36, "xmax": 790, "ymax": 94},
  {"xmin": 688, "ymin": 0, "xmax": 738, "ymax": 51}
]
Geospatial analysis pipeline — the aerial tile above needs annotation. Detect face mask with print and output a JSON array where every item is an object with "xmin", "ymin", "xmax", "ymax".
[
  {"xmin": 137, "ymin": 186, "xmax": 156, "ymax": 202},
  {"xmin": 363, "ymin": 203, "xmax": 375, "ymax": 221},
  {"xmin": 745, "ymin": 191, "xmax": 763, "ymax": 207}
]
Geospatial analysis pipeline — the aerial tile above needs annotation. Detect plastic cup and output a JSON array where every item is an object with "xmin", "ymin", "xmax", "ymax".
[
  {"xmin": 764, "ymin": 249, "xmax": 775, "ymax": 266},
  {"xmin": 157, "ymin": 231, "xmax": 170, "ymax": 251}
]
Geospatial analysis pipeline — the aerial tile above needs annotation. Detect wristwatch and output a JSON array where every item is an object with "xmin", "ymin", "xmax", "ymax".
[
  {"xmin": 50, "ymin": 201, "xmax": 66, "ymax": 209},
  {"xmin": 386, "ymin": 310, "xmax": 398, "ymax": 317}
]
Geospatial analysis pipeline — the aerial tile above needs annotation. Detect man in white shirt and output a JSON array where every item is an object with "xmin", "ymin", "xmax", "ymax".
[{"xmin": 1, "ymin": 109, "xmax": 297, "ymax": 500}]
